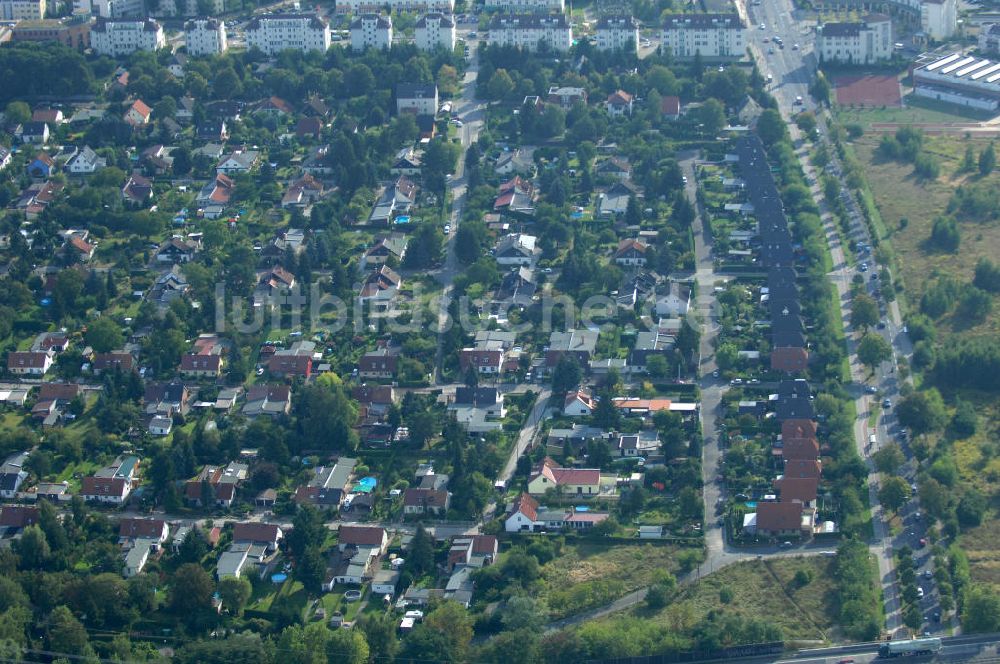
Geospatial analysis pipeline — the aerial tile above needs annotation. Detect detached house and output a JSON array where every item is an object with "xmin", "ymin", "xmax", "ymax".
[
  {"xmin": 156, "ymin": 237, "xmax": 200, "ymax": 263},
  {"xmin": 122, "ymin": 173, "xmax": 153, "ymax": 206},
  {"xmin": 80, "ymin": 455, "xmax": 140, "ymax": 505},
  {"xmin": 403, "ymin": 488, "xmax": 450, "ymax": 516},
  {"xmin": 338, "ymin": 525, "xmax": 388, "ymax": 554},
  {"xmin": 216, "ymin": 149, "xmax": 260, "ymax": 175},
  {"xmin": 606, "ymin": 90, "xmax": 634, "ymax": 116},
  {"xmin": 8, "ymin": 347, "xmax": 55, "ymax": 376},
  {"xmin": 614, "ymin": 238, "xmax": 648, "ymax": 267},
  {"xmin": 358, "ymin": 344, "xmax": 401, "ymax": 379},
  {"xmin": 242, "ymin": 384, "xmax": 292, "ymax": 418},
  {"xmin": 364, "ymin": 235, "xmax": 408, "ymax": 267},
  {"xmin": 494, "ymin": 232, "xmax": 539, "ymax": 266},
  {"xmin": 184, "ymin": 461, "xmax": 248, "ymax": 507},
  {"xmin": 527, "ymin": 457, "xmax": 603, "ymax": 496},
  {"xmin": 124, "ymin": 99, "xmax": 152, "ymax": 127},
  {"xmin": 563, "ymin": 390, "xmax": 596, "ymax": 417},
  {"xmin": 66, "ymin": 146, "xmax": 107, "ymax": 174},
  {"xmin": 358, "ymin": 265, "xmax": 402, "ymax": 307},
  {"xmin": 28, "ymin": 152, "xmax": 55, "ymax": 178}
]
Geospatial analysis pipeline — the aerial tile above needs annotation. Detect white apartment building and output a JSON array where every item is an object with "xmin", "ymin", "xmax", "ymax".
[
  {"xmin": 484, "ymin": 0, "xmax": 563, "ymax": 11},
  {"xmin": 92, "ymin": 0, "xmax": 143, "ymax": 18},
  {"xmin": 817, "ymin": 14, "xmax": 891, "ymax": 64},
  {"xmin": 415, "ymin": 12, "xmax": 455, "ymax": 51},
  {"xmin": 595, "ymin": 15, "xmax": 639, "ymax": 52},
  {"xmin": 91, "ymin": 18, "xmax": 165, "ymax": 56},
  {"xmin": 921, "ymin": 0, "xmax": 957, "ymax": 41},
  {"xmin": 335, "ymin": 0, "xmax": 452, "ymax": 14},
  {"xmin": 396, "ymin": 82, "xmax": 438, "ymax": 116},
  {"xmin": 246, "ymin": 13, "xmax": 331, "ymax": 55},
  {"xmin": 349, "ymin": 13, "xmax": 392, "ymax": 50},
  {"xmin": 487, "ymin": 14, "xmax": 572, "ymax": 52},
  {"xmin": 661, "ymin": 13, "xmax": 746, "ymax": 60},
  {"xmin": 0, "ymin": 0, "xmax": 45, "ymax": 21},
  {"xmin": 184, "ymin": 17, "xmax": 227, "ymax": 55}
]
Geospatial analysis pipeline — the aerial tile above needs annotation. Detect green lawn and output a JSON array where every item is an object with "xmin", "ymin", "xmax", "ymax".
[{"xmin": 835, "ymin": 96, "xmax": 992, "ymax": 128}]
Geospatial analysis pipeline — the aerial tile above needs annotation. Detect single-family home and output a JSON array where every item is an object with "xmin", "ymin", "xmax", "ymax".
[
  {"xmin": 216, "ymin": 149, "xmax": 260, "ymax": 175},
  {"xmin": 447, "ymin": 535, "xmax": 498, "ymax": 570},
  {"xmin": 661, "ymin": 95, "xmax": 682, "ymax": 119},
  {"xmin": 119, "ymin": 518, "xmax": 170, "ymax": 545},
  {"xmin": 0, "ymin": 452, "xmax": 29, "ymax": 498},
  {"xmin": 180, "ymin": 353, "xmax": 223, "ymax": 379},
  {"xmin": 564, "ymin": 390, "xmax": 596, "ymax": 417},
  {"xmin": 598, "ymin": 181, "xmax": 637, "ymax": 217},
  {"xmin": 614, "ymin": 238, "xmax": 648, "ymax": 267},
  {"xmin": 494, "ymin": 232, "xmax": 539, "ymax": 266},
  {"xmin": 7, "ymin": 350, "xmax": 54, "ymax": 376},
  {"xmin": 124, "ymin": 99, "xmax": 152, "ymax": 127},
  {"xmin": 337, "ymin": 525, "xmax": 388, "ymax": 554},
  {"xmin": 122, "ymin": 173, "xmax": 153, "ymax": 206},
  {"xmin": 294, "ymin": 458, "xmax": 357, "ymax": 508},
  {"xmin": 606, "ymin": 90, "xmax": 634, "ymax": 116},
  {"xmin": 364, "ymin": 235, "xmax": 408, "ymax": 267},
  {"xmin": 184, "ymin": 461, "xmax": 248, "ymax": 507},
  {"xmin": 27, "ymin": 152, "xmax": 55, "ymax": 178},
  {"xmin": 545, "ymin": 329, "xmax": 599, "ymax": 368},
  {"xmin": 242, "ymin": 384, "xmax": 292, "ymax": 418},
  {"xmin": 527, "ymin": 457, "xmax": 603, "ymax": 496},
  {"xmin": 402, "ymin": 487, "xmax": 450, "ymax": 516},
  {"xmin": 358, "ymin": 344, "xmax": 400, "ymax": 379},
  {"xmin": 233, "ymin": 522, "xmax": 283, "ymax": 552},
  {"xmin": 20, "ymin": 122, "xmax": 49, "ymax": 144},
  {"xmin": 66, "ymin": 146, "xmax": 107, "ymax": 174},
  {"xmin": 0, "ymin": 505, "xmax": 39, "ymax": 533},
  {"xmin": 80, "ymin": 455, "xmax": 140, "ymax": 505}
]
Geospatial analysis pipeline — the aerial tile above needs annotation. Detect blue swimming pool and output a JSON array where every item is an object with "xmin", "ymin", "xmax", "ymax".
[
  {"xmin": 395, "ymin": 215, "xmax": 411, "ymax": 224},
  {"xmin": 744, "ymin": 501, "xmax": 757, "ymax": 509}
]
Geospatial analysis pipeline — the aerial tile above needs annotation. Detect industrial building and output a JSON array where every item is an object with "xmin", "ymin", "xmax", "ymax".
[{"xmin": 912, "ymin": 52, "xmax": 1000, "ymax": 110}]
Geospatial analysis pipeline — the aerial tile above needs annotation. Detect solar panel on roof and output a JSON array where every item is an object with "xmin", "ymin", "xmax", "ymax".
[
  {"xmin": 971, "ymin": 62, "xmax": 1000, "ymax": 80},
  {"xmin": 925, "ymin": 53, "xmax": 962, "ymax": 71},
  {"xmin": 957, "ymin": 60, "xmax": 991, "ymax": 77},
  {"xmin": 941, "ymin": 57, "xmax": 976, "ymax": 74}
]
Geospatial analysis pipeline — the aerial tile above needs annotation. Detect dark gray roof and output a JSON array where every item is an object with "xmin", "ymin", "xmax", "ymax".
[
  {"xmin": 820, "ymin": 21, "xmax": 864, "ymax": 37},
  {"xmin": 596, "ymin": 15, "xmax": 638, "ymax": 29},
  {"xmin": 416, "ymin": 12, "xmax": 454, "ymax": 28},
  {"xmin": 396, "ymin": 82, "xmax": 437, "ymax": 99}
]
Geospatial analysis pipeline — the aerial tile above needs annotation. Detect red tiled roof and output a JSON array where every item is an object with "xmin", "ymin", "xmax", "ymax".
[
  {"xmin": 180, "ymin": 354, "xmax": 222, "ymax": 372},
  {"xmin": 37, "ymin": 383, "xmax": 80, "ymax": 401},
  {"xmin": 510, "ymin": 493, "xmax": 538, "ymax": 521},
  {"xmin": 268, "ymin": 354, "xmax": 312, "ymax": 376},
  {"xmin": 131, "ymin": 99, "xmax": 152, "ymax": 118},
  {"xmin": 607, "ymin": 90, "xmax": 633, "ymax": 105},
  {"xmin": 782, "ymin": 420, "xmax": 818, "ymax": 438},
  {"xmin": 775, "ymin": 477, "xmax": 819, "ymax": 503},
  {"xmin": 756, "ymin": 501, "xmax": 803, "ymax": 532},
  {"xmin": 0, "ymin": 505, "xmax": 38, "ymax": 528},
  {"xmin": 80, "ymin": 476, "xmax": 128, "ymax": 497},
  {"xmin": 782, "ymin": 437, "xmax": 820, "ymax": 460},
  {"xmin": 661, "ymin": 96, "xmax": 681, "ymax": 116},
  {"xmin": 783, "ymin": 459, "xmax": 821, "ymax": 479},
  {"xmin": 7, "ymin": 351, "xmax": 50, "ymax": 369},
  {"xmin": 339, "ymin": 525, "xmax": 386, "ymax": 547}
]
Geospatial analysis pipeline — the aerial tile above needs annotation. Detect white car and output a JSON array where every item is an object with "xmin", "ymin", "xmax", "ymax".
[{"xmin": 443, "ymin": 224, "xmax": 451, "ymax": 234}]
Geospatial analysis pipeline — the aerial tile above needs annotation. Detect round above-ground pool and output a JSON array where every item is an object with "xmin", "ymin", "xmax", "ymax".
[{"xmin": 271, "ymin": 573, "xmax": 288, "ymax": 584}]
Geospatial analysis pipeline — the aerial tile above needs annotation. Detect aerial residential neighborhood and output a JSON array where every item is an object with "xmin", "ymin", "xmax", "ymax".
[{"xmin": 0, "ymin": 0, "xmax": 996, "ymax": 657}]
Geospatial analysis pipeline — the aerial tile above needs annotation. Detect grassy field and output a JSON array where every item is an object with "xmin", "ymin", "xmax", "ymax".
[
  {"xmin": 539, "ymin": 542, "xmax": 683, "ymax": 620},
  {"xmin": 848, "ymin": 130, "xmax": 1000, "ymax": 338},
  {"xmin": 835, "ymin": 96, "xmax": 992, "ymax": 127},
  {"xmin": 584, "ymin": 556, "xmax": 843, "ymax": 643}
]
